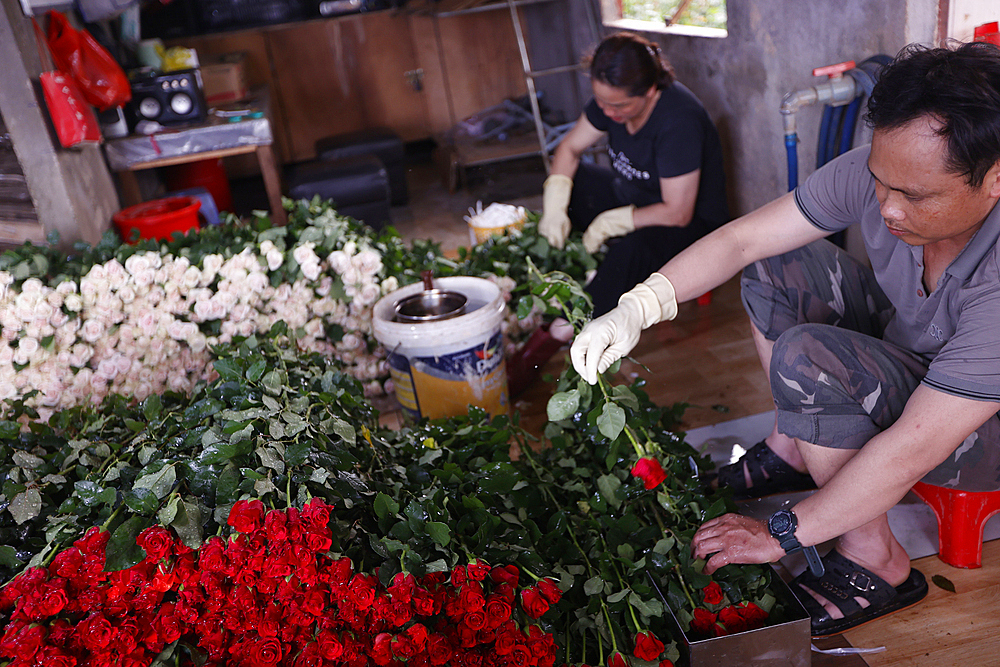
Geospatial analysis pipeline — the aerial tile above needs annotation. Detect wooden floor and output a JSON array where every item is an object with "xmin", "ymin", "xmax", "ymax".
[{"xmin": 391, "ymin": 163, "xmax": 1000, "ymax": 666}]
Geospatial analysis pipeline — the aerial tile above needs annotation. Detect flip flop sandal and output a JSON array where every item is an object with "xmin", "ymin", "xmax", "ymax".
[
  {"xmin": 789, "ymin": 550, "xmax": 929, "ymax": 638},
  {"xmin": 710, "ymin": 440, "xmax": 817, "ymax": 500}
]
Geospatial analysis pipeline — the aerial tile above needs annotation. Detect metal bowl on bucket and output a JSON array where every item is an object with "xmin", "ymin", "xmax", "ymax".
[{"xmin": 394, "ymin": 289, "xmax": 467, "ymax": 322}]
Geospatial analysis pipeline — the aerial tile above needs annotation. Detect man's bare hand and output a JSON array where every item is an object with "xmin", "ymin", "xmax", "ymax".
[{"xmin": 691, "ymin": 514, "xmax": 785, "ymax": 575}]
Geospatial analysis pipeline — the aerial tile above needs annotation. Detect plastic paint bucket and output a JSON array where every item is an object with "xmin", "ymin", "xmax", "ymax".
[
  {"xmin": 373, "ymin": 276, "xmax": 508, "ymax": 420},
  {"xmin": 113, "ymin": 196, "xmax": 201, "ymax": 243}
]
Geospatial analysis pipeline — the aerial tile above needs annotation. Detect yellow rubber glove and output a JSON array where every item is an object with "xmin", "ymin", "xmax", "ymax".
[
  {"xmin": 582, "ymin": 205, "xmax": 636, "ymax": 253},
  {"xmin": 538, "ymin": 174, "xmax": 573, "ymax": 249},
  {"xmin": 570, "ymin": 272, "xmax": 677, "ymax": 384}
]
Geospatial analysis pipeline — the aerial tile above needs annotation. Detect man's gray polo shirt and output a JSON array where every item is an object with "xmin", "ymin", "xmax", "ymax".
[{"xmin": 793, "ymin": 145, "xmax": 1000, "ymax": 403}]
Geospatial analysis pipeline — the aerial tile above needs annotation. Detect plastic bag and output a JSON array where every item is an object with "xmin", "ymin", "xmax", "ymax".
[
  {"xmin": 32, "ymin": 18, "xmax": 101, "ymax": 148},
  {"xmin": 45, "ymin": 10, "xmax": 131, "ymax": 111}
]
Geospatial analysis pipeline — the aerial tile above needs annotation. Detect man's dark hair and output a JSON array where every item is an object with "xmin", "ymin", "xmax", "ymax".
[
  {"xmin": 865, "ymin": 41, "xmax": 1000, "ymax": 187},
  {"xmin": 587, "ymin": 32, "xmax": 675, "ymax": 97}
]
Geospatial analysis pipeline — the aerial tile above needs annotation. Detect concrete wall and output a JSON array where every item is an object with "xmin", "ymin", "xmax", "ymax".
[
  {"xmin": 0, "ymin": 0, "xmax": 119, "ymax": 248},
  {"xmin": 546, "ymin": 0, "xmax": 940, "ymax": 217}
]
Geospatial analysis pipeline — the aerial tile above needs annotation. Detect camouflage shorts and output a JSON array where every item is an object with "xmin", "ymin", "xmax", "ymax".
[{"xmin": 741, "ymin": 240, "xmax": 1000, "ymax": 491}]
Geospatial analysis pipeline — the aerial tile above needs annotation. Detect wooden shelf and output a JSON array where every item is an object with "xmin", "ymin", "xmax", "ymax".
[{"xmin": 451, "ymin": 132, "xmax": 542, "ymax": 167}]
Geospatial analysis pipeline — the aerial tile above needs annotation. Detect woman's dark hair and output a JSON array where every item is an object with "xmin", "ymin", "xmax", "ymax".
[
  {"xmin": 865, "ymin": 41, "xmax": 1000, "ymax": 187},
  {"xmin": 587, "ymin": 32, "xmax": 675, "ymax": 97}
]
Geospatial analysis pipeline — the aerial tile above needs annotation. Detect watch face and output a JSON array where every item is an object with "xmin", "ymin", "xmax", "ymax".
[{"xmin": 769, "ymin": 510, "xmax": 794, "ymax": 536}]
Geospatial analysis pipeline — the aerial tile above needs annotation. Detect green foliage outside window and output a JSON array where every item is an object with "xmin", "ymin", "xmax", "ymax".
[{"xmin": 620, "ymin": 0, "xmax": 727, "ymax": 30}]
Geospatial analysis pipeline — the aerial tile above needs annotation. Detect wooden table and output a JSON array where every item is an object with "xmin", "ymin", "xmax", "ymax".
[{"xmin": 104, "ymin": 102, "xmax": 286, "ymax": 226}]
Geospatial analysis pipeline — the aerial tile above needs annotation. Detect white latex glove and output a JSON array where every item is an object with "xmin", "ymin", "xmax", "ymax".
[
  {"xmin": 538, "ymin": 174, "xmax": 573, "ymax": 249},
  {"xmin": 582, "ymin": 205, "xmax": 636, "ymax": 253},
  {"xmin": 571, "ymin": 272, "xmax": 678, "ymax": 384}
]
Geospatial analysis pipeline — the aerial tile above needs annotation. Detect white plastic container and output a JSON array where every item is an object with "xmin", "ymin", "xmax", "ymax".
[{"xmin": 373, "ymin": 277, "xmax": 509, "ymax": 420}]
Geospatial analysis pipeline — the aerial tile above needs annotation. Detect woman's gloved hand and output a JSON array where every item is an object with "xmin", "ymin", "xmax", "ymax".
[
  {"xmin": 538, "ymin": 174, "xmax": 573, "ymax": 249},
  {"xmin": 582, "ymin": 205, "xmax": 636, "ymax": 253},
  {"xmin": 571, "ymin": 272, "xmax": 677, "ymax": 384}
]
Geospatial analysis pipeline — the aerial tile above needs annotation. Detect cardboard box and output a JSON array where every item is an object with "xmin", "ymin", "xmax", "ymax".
[{"xmin": 200, "ymin": 53, "xmax": 249, "ymax": 106}]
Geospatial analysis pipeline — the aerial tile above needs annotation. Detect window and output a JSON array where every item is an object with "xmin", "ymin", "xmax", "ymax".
[{"xmin": 604, "ymin": 0, "xmax": 727, "ymax": 37}]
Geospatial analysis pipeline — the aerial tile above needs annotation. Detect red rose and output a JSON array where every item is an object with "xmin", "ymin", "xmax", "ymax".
[
  {"xmin": 404, "ymin": 623, "xmax": 429, "ymax": 651},
  {"xmin": 137, "ymin": 525, "xmax": 175, "ymax": 562},
  {"xmin": 78, "ymin": 613, "xmax": 116, "ymax": 651},
  {"xmin": 701, "ymin": 581, "xmax": 725, "ymax": 606},
  {"xmin": 459, "ymin": 581, "xmax": 485, "ymax": 612},
  {"xmin": 467, "ymin": 559, "xmax": 490, "ymax": 581},
  {"xmin": 49, "ymin": 548, "xmax": 85, "ymax": 581},
  {"xmin": 264, "ymin": 510, "xmax": 288, "ymax": 542},
  {"xmin": 348, "ymin": 573, "xmax": 376, "ymax": 609},
  {"xmin": 0, "ymin": 622, "xmax": 45, "ymax": 659},
  {"xmin": 608, "ymin": 651, "xmax": 628, "ymax": 667},
  {"xmin": 633, "ymin": 631, "xmax": 665, "ymax": 661},
  {"xmin": 371, "ymin": 632, "xmax": 394, "ymax": 666},
  {"xmin": 228, "ymin": 499, "xmax": 264, "ymax": 534},
  {"xmin": 485, "ymin": 594, "xmax": 512, "ymax": 628},
  {"xmin": 451, "ymin": 565, "xmax": 468, "ymax": 587},
  {"xmin": 489, "ymin": 564, "xmax": 519, "ymax": 587},
  {"xmin": 37, "ymin": 582, "xmax": 69, "ymax": 617},
  {"xmin": 427, "ymin": 633, "xmax": 454, "ymax": 665},
  {"xmin": 250, "ymin": 637, "xmax": 283, "ymax": 666},
  {"xmin": 520, "ymin": 587, "xmax": 549, "ymax": 619},
  {"xmin": 536, "ymin": 578, "xmax": 563, "ymax": 604},
  {"xmin": 741, "ymin": 601, "xmax": 769, "ymax": 623},
  {"xmin": 631, "ymin": 457, "xmax": 667, "ymax": 489},
  {"xmin": 718, "ymin": 605, "xmax": 750, "ymax": 634},
  {"xmin": 509, "ymin": 644, "xmax": 533, "ymax": 667},
  {"xmin": 689, "ymin": 607, "xmax": 723, "ymax": 637},
  {"xmin": 34, "ymin": 646, "xmax": 76, "ymax": 667},
  {"xmin": 301, "ymin": 497, "xmax": 332, "ymax": 532},
  {"xmin": 464, "ymin": 609, "xmax": 487, "ymax": 631},
  {"xmin": 198, "ymin": 537, "xmax": 226, "ymax": 573},
  {"xmin": 659, "ymin": 661, "xmax": 675, "ymax": 667},
  {"xmin": 318, "ymin": 630, "xmax": 344, "ymax": 660}
]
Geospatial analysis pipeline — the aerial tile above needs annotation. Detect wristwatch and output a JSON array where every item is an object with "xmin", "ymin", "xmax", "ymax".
[{"xmin": 767, "ymin": 509, "xmax": 825, "ymax": 576}]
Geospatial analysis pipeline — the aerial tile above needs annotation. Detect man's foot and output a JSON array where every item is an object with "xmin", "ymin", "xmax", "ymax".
[
  {"xmin": 789, "ymin": 550, "xmax": 927, "ymax": 638},
  {"xmin": 711, "ymin": 440, "xmax": 817, "ymax": 500}
]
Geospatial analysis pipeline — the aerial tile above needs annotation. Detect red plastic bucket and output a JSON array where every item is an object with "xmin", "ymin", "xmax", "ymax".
[
  {"xmin": 113, "ymin": 196, "xmax": 201, "ymax": 243},
  {"xmin": 163, "ymin": 158, "xmax": 234, "ymax": 214}
]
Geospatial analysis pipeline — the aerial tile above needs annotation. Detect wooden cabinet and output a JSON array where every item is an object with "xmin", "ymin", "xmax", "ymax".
[{"xmin": 169, "ymin": 10, "xmax": 528, "ymax": 165}]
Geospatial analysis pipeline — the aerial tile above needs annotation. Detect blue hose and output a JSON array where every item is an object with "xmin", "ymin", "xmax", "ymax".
[
  {"xmin": 823, "ymin": 105, "xmax": 844, "ymax": 168},
  {"xmin": 817, "ymin": 105, "xmax": 834, "ymax": 168},
  {"xmin": 786, "ymin": 134, "xmax": 799, "ymax": 192},
  {"xmin": 838, "ymin": 97, "xmax": 862, "ymax": 156}
]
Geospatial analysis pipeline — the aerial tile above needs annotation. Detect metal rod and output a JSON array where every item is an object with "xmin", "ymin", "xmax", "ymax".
[{"xmin": 507, "ymin": 0, "xmax": 552, "ymax": 171}]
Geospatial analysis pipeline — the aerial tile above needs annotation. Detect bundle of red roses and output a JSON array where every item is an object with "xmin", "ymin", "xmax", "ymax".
[
  {"xmin": 685, "ymin": 582, "xmax": 770, "ymax": 639},
  {"xmin": 0, "ymin": 498, "xmax": 564, "ymax": 667}
]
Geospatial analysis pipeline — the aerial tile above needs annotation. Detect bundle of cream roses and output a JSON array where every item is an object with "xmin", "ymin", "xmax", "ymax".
[{"xmin": 0, "ymin": 201, "xmax": 547, "ymax": 422}]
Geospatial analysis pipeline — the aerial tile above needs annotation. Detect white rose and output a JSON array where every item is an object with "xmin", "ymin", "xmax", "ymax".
[
  {"xmin": 353, "ymin": 248, "xmax": 383, "ymax": 276},
  {"xmin": 380, "ymin": 276, "xmax": 399, "ymax": 294},
  {"xmin": 202, "ymin": 254, "xmax": 224, "ymax": 278},
  {"xmin": 96, "ymin": 358, "xmax": 118, "ymax": 380},
  {"xmin": 182, "ymin": 267, "xmax": 202, "ymax": 289},
  {"xmin": 301, "ymin": 261, "xmax": 321, "ymax": 282},
  {"xmin": 80, "ymin": 319, "xmax": 105, "ymax": 343},
  {"xmin": 266, "ymin": 248, "xmax": 284, "ymax": 271},
  {"xmin": 356, "ymin": 282, "xmax": 381, "ymax": 306},
  {"xmin": 124, "ymin": 254, "xmax": 151, "ymax": 276},
  {"xmin": 327, "ymin": 250, "xmax": 350, "ymax": 275}
]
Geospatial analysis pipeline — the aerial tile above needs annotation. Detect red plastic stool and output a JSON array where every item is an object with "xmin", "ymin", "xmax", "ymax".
[{"xmin": 910, "ymin": 481, "xmax": 1000, "ymax": 568}]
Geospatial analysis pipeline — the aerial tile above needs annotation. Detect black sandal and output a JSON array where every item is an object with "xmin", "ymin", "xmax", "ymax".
[
  {"xmin": 712, "ymin": 440, "xmax": 817, "ymax": 500},
  {"xmin": 790, "ymin": 550, "xmax": 928, "ymax": 638}
]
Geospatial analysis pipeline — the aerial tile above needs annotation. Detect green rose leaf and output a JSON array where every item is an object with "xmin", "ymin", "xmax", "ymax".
[
  {"xmin": 546, "ymin": 390, "xmax": 580, "ymax": 422},
  {"xmin": 123, "ymin": 488, "xmax": 159, "ymax": 516},
  {"xmin": 105, "ymin": 517, "xmax": 146, "ymax": 572},
  {"xmin": 425, "ymin": 521, "xmax": 451, "ymax": 546},
  {"xmin": 9, "ymin": 487, "xmax": 42, "ymax": 524},
  {"xmin": 584, "ymin": 576, "xmax": 606, "ymax": 595},
  {"xmin": 213, "ymin": 358, "xmax": 243, "ymax": 382},
  {"xmin": 597, "ymin": 402, "xmax": 626, "ymax": 441},
  {"xmin": 374, "ymin": 492, "xmax": 400, "ymax": 519},
  {"xmin": 0, "ymin": 545, "xmax": 24, "ymax": 568},
  {"xmin": 74, "ymin": 481, "xmax": 117, "ymax": 507},
  {"xmin": 133, "ymin": 464, "xmax": 177, "ymax": 500}
]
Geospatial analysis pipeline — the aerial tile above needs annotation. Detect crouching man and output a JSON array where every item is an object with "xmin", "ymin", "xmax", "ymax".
[{"xmin": 570, "ymin": 41, "xmax": 1000, "ymax": 637}]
